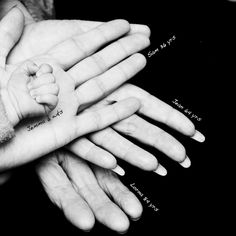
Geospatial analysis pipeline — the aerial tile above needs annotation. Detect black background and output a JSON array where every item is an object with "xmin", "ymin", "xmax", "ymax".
[{"xmin": 0, "ymin": 0, "xmax": 232, "ymax": 235}]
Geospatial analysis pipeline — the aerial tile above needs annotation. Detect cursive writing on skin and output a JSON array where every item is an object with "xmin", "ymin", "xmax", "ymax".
[
  {"xmin": 130, "ymin": 183, "xmax": 159, "ymax": 212},
  {"xmin": 27, "ymin": 108, "xmax": 63, "ymax": 131}
]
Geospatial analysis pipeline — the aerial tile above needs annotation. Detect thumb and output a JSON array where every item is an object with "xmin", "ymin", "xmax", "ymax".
[{"xmin": 0, "ymin": 7, "xmax": 24, "ymax": 68}]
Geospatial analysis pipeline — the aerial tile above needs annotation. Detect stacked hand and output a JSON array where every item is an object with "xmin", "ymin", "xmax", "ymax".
[{"xmin": 0, "ymin": 5, "xmax": 205, "ymax": 233}]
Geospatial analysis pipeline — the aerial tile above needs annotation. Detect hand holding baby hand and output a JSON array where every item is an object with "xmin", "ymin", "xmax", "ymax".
[{"xmin": 1, "ymin": 60, "xmax": 59, "ymax": 126}]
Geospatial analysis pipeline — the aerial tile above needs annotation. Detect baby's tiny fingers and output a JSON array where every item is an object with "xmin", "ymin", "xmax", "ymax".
[
  {"xmin": 36, "ymin": 94, "xmax": 58, "ymax": 111},
  {"xmin": 28, "ymin": 74, "xmax": 55, "ymax": 90},
  {"xmin": 36, "ymin": 64, "xmax": 53, "ymax": 77},
  {"xmin": 30, "ymin": 83, "xmax": 59, "ymax": 98}
]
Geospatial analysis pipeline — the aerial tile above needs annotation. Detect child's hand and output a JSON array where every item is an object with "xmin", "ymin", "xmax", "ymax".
[
  {"xmin": 27, "ymin": 63, "xmax": 59, "ymax": 113},
  {"xmin": 1, "ymin": 60, "xmax": 59, "ymax": 126}
]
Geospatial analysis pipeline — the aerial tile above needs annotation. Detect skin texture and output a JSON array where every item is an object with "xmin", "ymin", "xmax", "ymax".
[
  {"xmin": 0, "ymin": 5, "xmax": 205, "ymax": 233},
  {"xmin": 0, "ymin": 8, "xmax": 150, "ymax": 170},
  {"xmin": 1, "ymin": 61, "xmax": 59, "ymax": 126}
]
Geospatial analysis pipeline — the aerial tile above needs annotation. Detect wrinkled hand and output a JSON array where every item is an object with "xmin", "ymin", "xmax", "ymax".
[{"xmin": 37, "ymin": 150, "xmax": 142, "ymax": 233}]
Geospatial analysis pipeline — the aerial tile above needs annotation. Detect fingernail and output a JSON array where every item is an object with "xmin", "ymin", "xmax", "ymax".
[
  {"xmin": 154, "ymin": 164, "xmax": 167, "ymax": 176},
  {"xmin": 179, "ymin": 156, "xmax": 191, "ymax": 168},
  {"xmin": 112, "ymin": 165, "xmax": 125, "ymax": 176},
  {"xmin": 35, "ymin": 96, "xmax": 41, "ymax": 103},
  {"xmin": 132, "ymin": 216, "xmax": 141, "ymax": 221},
  {"xmin": 191, "ymin": 130, "xmax": 205, "ymax": 143}
]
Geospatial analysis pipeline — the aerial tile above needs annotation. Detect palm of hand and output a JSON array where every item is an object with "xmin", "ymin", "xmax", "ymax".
[
  {"xmin": 0, "ymin": 60, "xmax": 79, "ymax": 168},
  {"xmin": 0, "ymin": 20, "xmax": 94, "ymax": 166},
  {"xmin": 8, "ymin": 20, "xmax": 86, "ymax": 64},
  {"xmin": 7, "ymin": 66, "xmax": 45, "ymax": 119}
]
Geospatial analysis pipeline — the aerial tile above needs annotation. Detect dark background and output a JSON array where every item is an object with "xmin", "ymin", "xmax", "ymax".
[{"xmin": 0, "ymin": 0, "xmax": 232, "ymax": 235}]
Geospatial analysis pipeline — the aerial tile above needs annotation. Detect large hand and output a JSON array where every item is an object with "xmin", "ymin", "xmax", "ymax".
[
  {"xmin": 37, "ymin": 150, "xmax": 142, "ymax": 233},
  {"xmin": 67, "ymin": 84, "xmax": 205, "ymax": 176},
  {"xmin": 7, "ymin": 18, "xmax": 150, "ymax": 64},
  {"xmin": 0, "ymin": 8, "xmax": 150, "ymax": 170}
]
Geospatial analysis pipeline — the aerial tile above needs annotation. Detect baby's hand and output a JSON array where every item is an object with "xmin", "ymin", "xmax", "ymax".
[
  {"xmin": 28, "ymin": 63, "xmax": 59, "ymax": 114},
  {"xmin": 1, "ymin": 61, "xmax": 59, "ymax": 126}
]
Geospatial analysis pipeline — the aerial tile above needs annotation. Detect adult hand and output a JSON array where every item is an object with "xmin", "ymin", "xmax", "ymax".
[
  {"xmin": 37, "ymin": 150, "xmax": 142, "ymax": 233},
  {"xmin": 0, "ymin": 3, "xmax": 150, "ymax": 183},
  {"xmin": 6, "ymin": 10, "xmax": 150, "ymax": 64},
  {"xmin": 67, "ymin": 84, "xmax": 205, "ymax": 176},
  {"xmin": 0, "ymin": 8, "xmax": 149, "ymax": 170}
]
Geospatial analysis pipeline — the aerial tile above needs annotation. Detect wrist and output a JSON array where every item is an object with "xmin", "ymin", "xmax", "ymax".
[{"xmin": 0, "ymin": 89, "xmax": 20, "ymax": 127}]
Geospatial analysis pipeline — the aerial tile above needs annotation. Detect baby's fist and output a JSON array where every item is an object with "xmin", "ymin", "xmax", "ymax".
[{"xmin": 28, "ymin": 64, "xmax": 59, "ymax": 114}]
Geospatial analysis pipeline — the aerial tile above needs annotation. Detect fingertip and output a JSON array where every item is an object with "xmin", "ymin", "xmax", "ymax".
[
  {"xmin": 133, "ymin": 53, "xmax": 147, "ymax": 69},
  {"xmin": 126, "ymin": 97, "xmax": 141, "ymax": 111},
  {"xmin": 100, "ymin": 153, "xmax": 117, "ymax": 170},
  {"xmin": 135, "ymin": 33, "xmax": 151, "ymax": 48},
  {"xmin": 65, "ymin": 206, "xmax": 95, "ymax": 232},
  {"xmin": 6, "ymin": 6, "xmax": 25, "ymax": 25},
  {"xmin": 141, "ymin": 25, "xmax": 151, "ymax": 37},
  {"xmin": 191, "ymin": 130, "xmax": 205, "ymax": 143},
  {"xmin": 179, "ymin": 156, "xmax": 191, "ymax": 168},
  {"xmin": 113, "ymin": 19, "xmax": 130, "ymax": 33},
  {"xmin": 141, "ymin": 153, "xmax": 158, "ymax": 171},
  {"xmin": 76, "ymin": 215, "xmax": 95, "ymax": 232},
  {"xmin": 130, "ymin": 24, "xmax": 151, "ymax": 37},
  {"xmin": 123, "ymin": 195, "xmax": 143, "ymax": 221},
  {"xmin": 112, "ymin": 214, "xmax": 130, "ymax": 234}
]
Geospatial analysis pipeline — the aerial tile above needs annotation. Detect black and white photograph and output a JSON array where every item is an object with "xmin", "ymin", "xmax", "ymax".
[{"xmin": 0, "ymin": 0, "xmax": 230, "ymax": 235}]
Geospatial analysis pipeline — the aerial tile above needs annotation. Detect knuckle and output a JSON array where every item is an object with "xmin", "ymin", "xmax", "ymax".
[
  {"xmin": 91, "ymin": 53, "xmax": 107, "ymax": 72},
  {"xmin": 94, "ymin": 78, "xmax": 107, "ymax": 97},
  {"xmin": 117, "ymin": 115, "xmax": 139, "ymax": 136},
  {"xmin": 91, "ymin": 111, "xmax": 103, "ymax": 130}
]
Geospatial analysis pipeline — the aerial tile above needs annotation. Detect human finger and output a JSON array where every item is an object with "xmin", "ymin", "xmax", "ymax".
[
  {"xmin": 99, "ymin": 84, "xmax": 205, "ymax": 141},
  {"xmin": 75, "ymin": 98, "xmax": 140, "ymax": 137},
  {"xmin": 28, "ymin": 74, "xmax": 55, "ymax": 90},
  {"xmin": 29, "ymin": 83, "xmax": 59, "ymax": 98},
  {"xmin": 69, "ymin": 34, "xmax": 150, "ymax": 87},
  {"xmin": 70, "ymin": 20, "xmax": 151, "ymax": 37},
  {"xmin": 66, "ymin": 137, "xmax": 117, "ymax": 169},
  {"xmin": 92, "ymin": 165, "xmax": 143, "ymax": 220},
  {"xmin": 36, "ymin": 155, "xmax": 95, "ymax": 231},
  {"xmin": 36, "ymin": 64, "xmax": 53, "ymax": 77},
  {"xmin": 35, "ymin": 94, "xmax": 58, "ymax": 111},
  {"xmin": 76, "ymin": 54, "xmax": 146, "ymax": 106},
  {"xmin": 89, "ymin": 127, "xmax": 158, "ymax": 171},
  {"xmin": 0, "ymin": 7, "xmax": 24, "ymax": 67},
  {"xmin": 59, "ymin": 152, "xmax": 130, "ymax": 233},
  {"xmin": 113, "ymin": 114, "xmax": 189, "ymax": 165},
  {"xmin": 47, "ymin": 19, "xmax": 131, "ymax": 69}
]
